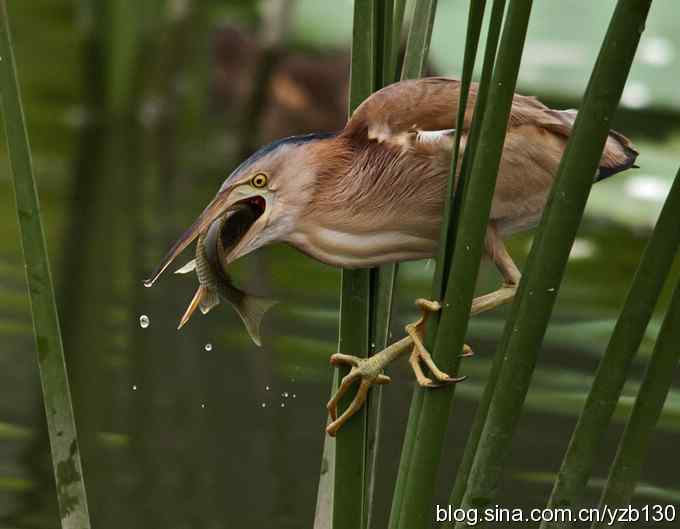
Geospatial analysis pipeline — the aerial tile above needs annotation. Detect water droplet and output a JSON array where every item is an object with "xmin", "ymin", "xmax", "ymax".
[
  {"xmin": 261, "ymin": 402, "xmax": 267, "ymax": 408},
  {"xmin": 139, "ymin": 315, "xmax": 150, "ymax": 328},
  {"xmin": 204, "ymin": 343, "xmax": 212, "ymax": 351},
  {"xmin": 265, "ymin": 385, "xmax": 270, "ymax": 391},
  {"xmin": 143, "ymin": 280, "xmax": 153, "ymax": 288},
  {"xmin": 201, "ymin": 403, "xmax": 206, "ymax": 409},
  {"xmin": 132, "ymin": 385, "xmax": 138, "ymax": 391},
  {"xmin": 547, "ymin": 288, "xmax": 556, "ymax": 292},
  {"xmin": 280, "ymin": 402, "xmax": 286, "ymax": 408},
  {"xmin": 282, "ymin": 392, "xmax": 289, "ymax": 398},
  {"xmin": 292, "ymin": 394, "xmax": 297, "ymax": 399}
]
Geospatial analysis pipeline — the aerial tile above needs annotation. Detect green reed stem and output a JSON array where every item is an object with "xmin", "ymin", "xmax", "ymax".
[
  {"xmin": 594, "ymin": 277, "xmax": 680, "ymax": 527},
  {"xmin": 333, "ymin": 2, "xmax": 377, "ymax": 528},
  {"xmin": 390, "ymin": 1, "xmax": 495, "ymax": 526},
  {"xmin": 445, "ymin": 0, "xmax": 508, "ymax": 513},
  {"xmin": 391, "ymin": 0, "xmax": 408, "ymax": 75},
  {"xmin": 400, "ymin": 0, "xmax": 437, "ymax": 80},
  {"xmin": 397, "ymin": 3, "xmax": 533, "ymax": 529},
  {"xmin": 457, "ymin": 1, "xmax": 652, "ymax": 522},
  {"xmin": 435, "ymin": 0, "xmax": 488, "ymax": 297},
  {"xmin": 386, "ymin": 1, "xmax": 442, "ymax": 527},
  {"xmin": 543, "ymin": 166, "xmax": 680, "ymax": 528},
  {"xmin": 0, "ymin": 3, "xmax": 92, "ymax": 529},
  {"xmin": 365, "ymin": 3, "xmax": 401, "ymax": 527}
]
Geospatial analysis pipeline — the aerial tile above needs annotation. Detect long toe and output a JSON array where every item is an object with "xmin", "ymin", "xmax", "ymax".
[
  {"xmin": 326, "ymin": 379, "xmax": 372, "ymax": 436},
  {"xmin": 330, "ymin": 353, "xmax": 362, "ymax": 367},
  {"xmin": 325, "ymin": 355, "xmax": 392, "ymax": 435}
]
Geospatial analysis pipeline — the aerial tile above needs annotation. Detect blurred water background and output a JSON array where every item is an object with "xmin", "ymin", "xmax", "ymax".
[{"xmin": 0, "ymin": 1, "xmax": 679, "ymax": 527}]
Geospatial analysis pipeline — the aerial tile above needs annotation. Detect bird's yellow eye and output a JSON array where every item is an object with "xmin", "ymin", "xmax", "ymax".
[{"xmin": 251, "ymin": 173, "xmax": 268, "ymax": 189}]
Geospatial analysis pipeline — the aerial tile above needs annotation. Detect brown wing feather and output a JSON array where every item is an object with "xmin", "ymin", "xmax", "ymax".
[
  {"xmin": 342, "ymin": 77, "xmax": 637, "ymax": 176},
  {"xmin": 343, "ymin": 77, "xmax": 474, "ymax": 142}
]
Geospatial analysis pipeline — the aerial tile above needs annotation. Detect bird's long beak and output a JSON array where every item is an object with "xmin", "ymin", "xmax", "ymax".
[{"xmin": 144, "ymin": 185, "xmax": 250, "ymax": 287}]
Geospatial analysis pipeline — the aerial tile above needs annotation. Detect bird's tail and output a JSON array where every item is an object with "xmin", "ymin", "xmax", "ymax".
[
  {"xmin": 596, "ymin": 128, "xmax": 639, "ymax": 182},
  {"xmin": 551, "ymin": 109, "xmax": 639, "ymax": 182}
]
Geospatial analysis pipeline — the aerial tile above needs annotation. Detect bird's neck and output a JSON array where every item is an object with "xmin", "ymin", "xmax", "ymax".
[{"xmin": 284, "ymin": 137, "xmax": 443, "ymax": 268}]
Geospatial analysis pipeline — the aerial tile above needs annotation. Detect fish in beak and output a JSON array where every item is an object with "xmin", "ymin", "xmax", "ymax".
[
  {"xmin": 144, "ymin": 184, "xmax": 269, "ymax": 288},
  {"xmin": 171, "ymin": 203, "xmax": 277, "ymax": 345}
]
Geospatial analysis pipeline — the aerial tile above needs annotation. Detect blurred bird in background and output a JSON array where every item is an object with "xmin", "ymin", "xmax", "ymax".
[{"xmin": 146, "ymin": 77, "xmax": 638, "ymax": 435}]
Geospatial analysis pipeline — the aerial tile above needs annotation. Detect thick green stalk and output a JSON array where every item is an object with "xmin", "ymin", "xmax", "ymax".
[
  {"xmin": 391, "ymin": 0, "xmax": 408, "ymax": 77},
  {"xmin": 390, "ymin": 8, "xmax": 496, "ymax": 526},
  {"xmin": 365, "ymin": 3, "xmax": 400, "ymax": 527},
  {"xmin": 314, "ymin": 371, "xmax": 338, "ymax": 529},
  {"xmin": 333, "ymin": 2, "xmax": 376, "ymax": 528},
  {"xmin": 458, "ymin": 0, "xmax": 652, "ymax": 520},
  {"xmin": 400, "ymin": 0, "xmax": 437, "ymax": 80},
  {"xmin": 376, "ymin": 0, "xmax": 395, "ymax": 87},
  {"xmin": 594, "ymin": 278, "xmax": 680, "ymax": 526},
  {"xmin": 0, "ymin": 3, "xmax": 92, "ymax": 529},
  {"xmin": 386, "ymin": 1, "xmax": 441, "ymax": 526},
  {"xmin": 397, "ymin": 3, "xmax": 533, "ymax": 528},
  {"xmin": 445, "ymin": 0, "xmax": 509, "ymax": 513},
  {"xmin": 390, "ymin": 1, "xmax": 489, "ymax": 526},
  {"xmin": 543, "ymin": 167, "xmax": 680, "ymax": 528},
  {"xmin": 435, "ymin": 0, "xmax": 490, "ymax": 297}
]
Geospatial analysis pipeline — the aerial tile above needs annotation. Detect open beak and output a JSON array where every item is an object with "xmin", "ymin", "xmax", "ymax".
[
  {"xmin": 219, "ymin": 197, "xmax": 269, "ymax": 265},
  {"xmin": 144, "ymin": 185, "xmax": 268, "ymax": 287}
]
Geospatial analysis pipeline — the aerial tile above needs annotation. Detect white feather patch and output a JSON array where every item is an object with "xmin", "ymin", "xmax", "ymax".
[{"xmin": 416, "ymin": 129, "xmax": 455, "ymax": 147}]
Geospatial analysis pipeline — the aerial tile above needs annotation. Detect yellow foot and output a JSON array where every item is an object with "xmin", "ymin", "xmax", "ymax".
[
  {"xmin": 324, "ymin": 298, "xmax": 472, "ymax": 436},
  {"xmin": 405, "ymin": 298, "xmax": 467, "ymax": 387},
  {"xmin": 326, "ymin": 353, "xmax": 392, "ymax": 436}
]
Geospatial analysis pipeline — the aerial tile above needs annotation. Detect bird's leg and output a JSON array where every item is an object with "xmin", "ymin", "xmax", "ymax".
[
  {"xmin": 326, "ymin": 299, "xmax": 467, "ymax": 436},
  {"xmin": 471, "ymin": 225, "xmax": 522, "ymax": 316},
  {"xmin": 326, "ymin": 227, "xmax": 517, "ymax": 435}
]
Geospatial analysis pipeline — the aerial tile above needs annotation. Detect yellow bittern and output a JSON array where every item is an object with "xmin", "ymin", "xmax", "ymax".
[{"xmin": 146, "ymin": 77, "xmax": 638, "ymax": 436}]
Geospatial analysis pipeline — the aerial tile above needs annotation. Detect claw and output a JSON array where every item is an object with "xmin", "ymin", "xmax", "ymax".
[
  {"xmin": 460, "ymin": 344, "xmax": 475, "ymax": 358},
  {"xmin": 323, "ymin": 298, "xmax": 468, "ymax": 436}
]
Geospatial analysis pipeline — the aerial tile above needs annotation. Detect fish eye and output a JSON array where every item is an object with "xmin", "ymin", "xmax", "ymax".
[{"xmin": 251, "ymin": 173, "xmax": 268, "ymax": 189}]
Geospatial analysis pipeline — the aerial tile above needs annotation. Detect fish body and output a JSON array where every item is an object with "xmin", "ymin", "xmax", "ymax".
[{"xmin": 177, "ymin": 205, "xmax": 277, "ymax": 346}]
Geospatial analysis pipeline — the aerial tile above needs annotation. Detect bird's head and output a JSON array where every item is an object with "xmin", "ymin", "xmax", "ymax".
[{"xmin": 145, "ymin": 132, "xmax": 336, "ymax": 286}]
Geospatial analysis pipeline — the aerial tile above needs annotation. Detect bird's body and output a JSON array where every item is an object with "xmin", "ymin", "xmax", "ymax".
[
  {"xmin": 147, "ymin": 77, "xmax": 638, "ymax": 435},
  {"xmin": 245, "ymin": 77, "xmax": 635, "ymax": 268}
]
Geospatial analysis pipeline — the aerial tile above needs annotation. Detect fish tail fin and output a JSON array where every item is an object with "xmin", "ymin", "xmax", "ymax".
[
  {"xmin": 178, "ymin": 286, "xmax": 220, "ymax": 329},
  {"xmin": 178, "ymin": 287, "xmax": 205, "ymax": 330},
  {"xmin": 233, "ymin": 294, "xmax": 278, "ymax": 347}
]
